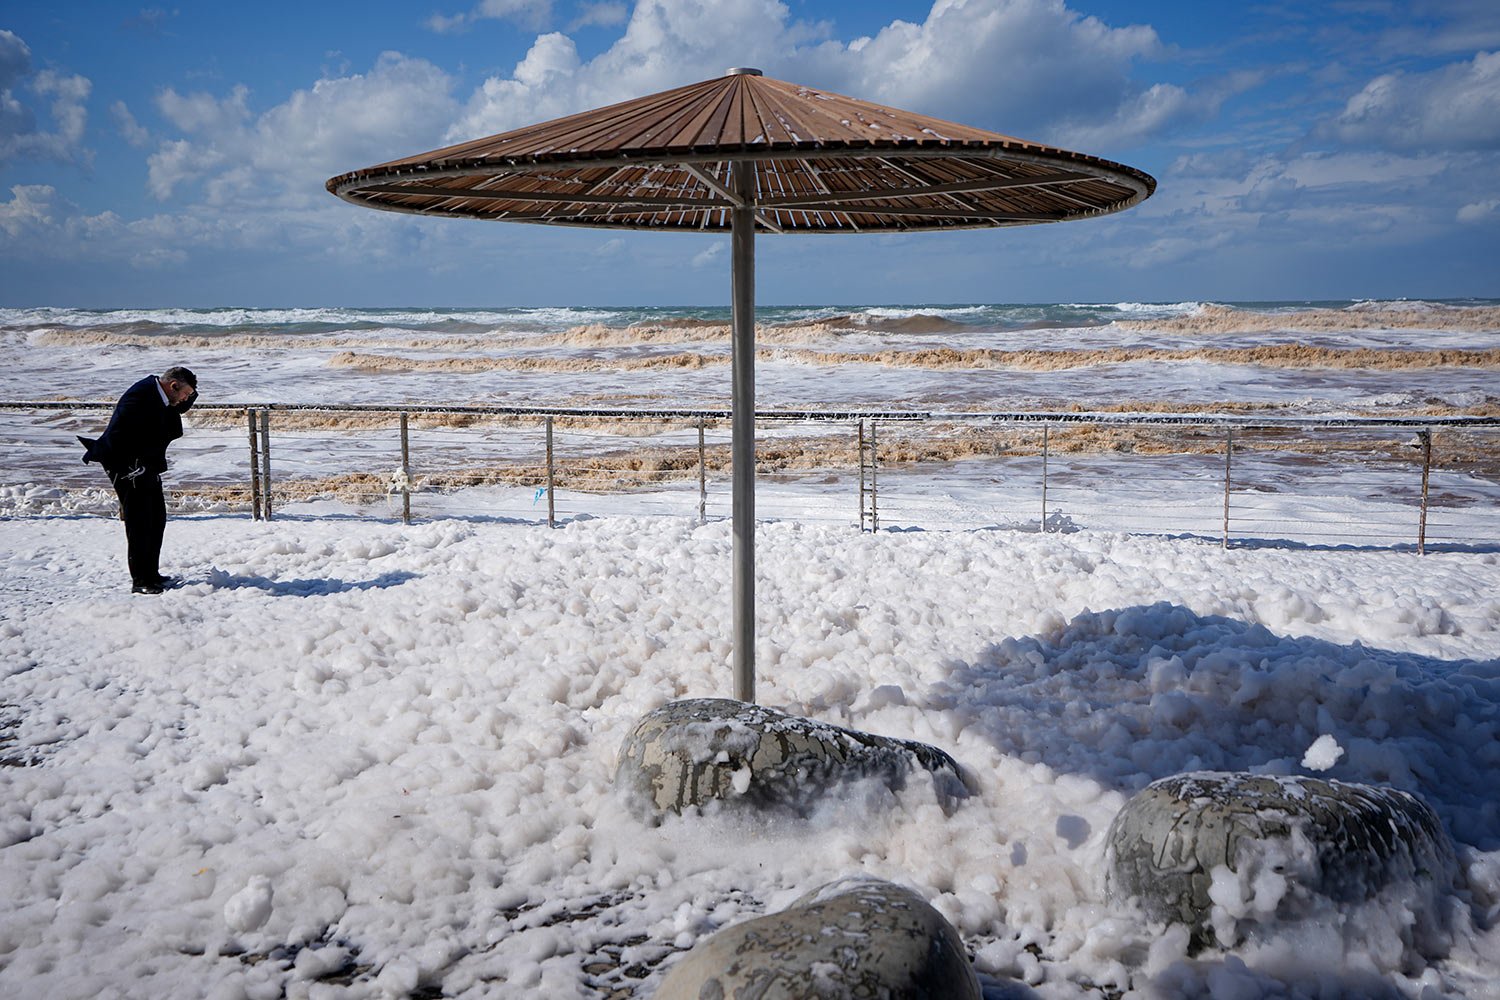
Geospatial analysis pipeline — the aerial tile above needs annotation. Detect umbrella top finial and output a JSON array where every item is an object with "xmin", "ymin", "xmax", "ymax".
[{"xmin": 724, "ymin": 67, "xmax": 762, "ymax": 76}]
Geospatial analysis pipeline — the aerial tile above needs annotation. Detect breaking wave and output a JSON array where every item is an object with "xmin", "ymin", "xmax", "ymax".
[
  {"xmin": 1120, "ymin": 303, "xmax": 1500, "ymax": 334},
  {"xmin": 326, "ymin": 344, "xmax": 1500, "ymax": 375},
  {"xmin": 782, "ymin": 344, "xmax": 1500, "ymax": 370},
  {"xmin": 327, "ymin": 351, "xmax": 723, "ymax": 374},
  {"xmin": 31, "ymin": 329, "xmax": 496, "ymax": 351}
]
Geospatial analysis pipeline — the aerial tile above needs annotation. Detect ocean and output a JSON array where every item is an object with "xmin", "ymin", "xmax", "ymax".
[{"xmin": 4, "ymin": 298, "xmax": 1498, "ymax": 412}]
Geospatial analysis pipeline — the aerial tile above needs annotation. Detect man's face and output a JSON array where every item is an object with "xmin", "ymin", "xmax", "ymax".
[{"xmin": 163, "ymin": 376, "xmax": 196, "ymax": 406}]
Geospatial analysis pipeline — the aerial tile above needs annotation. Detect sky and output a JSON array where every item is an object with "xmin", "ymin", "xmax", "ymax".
[{"xmin": 1, "ymin": 0, "xmax": 1498, "ymax": 307}]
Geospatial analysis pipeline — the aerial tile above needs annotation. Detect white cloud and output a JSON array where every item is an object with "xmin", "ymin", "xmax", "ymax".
[
  {"xmin": 691, "ymin": 240, "xmax": 725, "ymax": 268},
  {"xmin": 0, "ymin": 85, "xmax": 32, "ymax": 157},
  {"xmin": 0, "ymin": 193, "xmax": 240, "ymax": 268},
  {"xmin": 570, "ymin": 3, "xmax": 629, "ymax": 30},
  {"xmin": 145, "ymin": 53, "xmax": 458, "ymax": 203},
  {"xmin": 111, "ymin": 100, "xmax": 152, "ymax": 147},
  {"xmin": 254, "ymin": 55, "xmax": 456, "ymax": 181},
  {"xmin": 1124, "ymin": 145, "xmax": 1497, "ymax": 271},
  {"xmin": 447, "ymin": 0, "xmax": 811, "ymax": 139},
  {"xmin": 0, "ymin": 183, "xmax": 54, "ymax": 236},
  {"xmin": 0, "ymin": 31, "xmax": 93, "ymax": 165},
  {"xmin": 513, "ymin": 32, "xmax": 581, "ymax": 87},
  {"xmin": 446, "ymin": 0, "xmax": 1186, "ymax": 150},
  {"xmin": 427, "ymin": 0, "xmax": 554, "ymax": 33},
  {"xmin": 480, "ymin": 0, "xmax": 553, "ymax": 22},
  {"xmin": 121, "ymin": 8, "xmax": 178, "ymax": 37},
  {"xmin": 1054, "ymin": 69, "xmax": 1265, "ymax": 151},
  {"xmin": 32, "ymin": 70, "xmax": 92, "ymax": 153},
  {"xmin": 1323, "ymin": 50, "xmax": 1500, "ymax": 150},
  {"xmin": 1054, "ymin": 82, "xmax": 1198, "ymax": 149},
  {"xmin": 821, "ymin": 0, "xmax": 1163, "ymax": 136},
  {"xmin": 0, "ymin": 47, "xmax": 508, "ymax": 278},
  {"xmin": 1457, "ymin": 198, "xmax": 1499, "ymax": 223},
  {"xmin": 425, "ymin": 13, "xmax": 471, "ymax": 34},
  {"xmin": 146, "ymin": 139, "xmax": 217, "ymax": 200},
  {"xmin": 156, "ymin": 84, "xmax": 251, "ymax": 134},
  {"xmin": 0, "ymin": 29, "xmax": 30, "ymax": 90},
  {"xmin": 1370, "ymin": 2, "xmax": 1500, "ymax": 58}
]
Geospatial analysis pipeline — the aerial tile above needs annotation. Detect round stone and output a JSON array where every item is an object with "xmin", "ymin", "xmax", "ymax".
[
  {"xmin": 1105, "ymin": 771, "xmax": 1457, "ymax": 947},
  {"xmin": 615, "ymin": 698, "xmax": 968, "ymax": 819},
  {"xmin": 655, "ymin": 876, "xmax": 981, "ymax": 1000}
]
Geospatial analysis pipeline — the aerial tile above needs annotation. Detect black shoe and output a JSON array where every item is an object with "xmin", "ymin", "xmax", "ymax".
[
  {"xmin": 132, "ymin": 582, "xmax": 164, "ymax": 595},
  {"xmin": 154, "ymin": 575, "xmax": 181, "ymax": 590}
]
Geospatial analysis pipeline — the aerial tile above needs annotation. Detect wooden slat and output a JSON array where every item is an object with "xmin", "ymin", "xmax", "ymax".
[
  {"xmin": 600, "ymin": 81, "xmax": 733, "ymax": 152},
  {"xmin": 745, "ymin": 83, "xmax": 796, "ymax": 144},
  {"xmin": 665, "ymin": 84, "xmax": 737, "ymax": 148},
  {"xmin": 722, "ymin": 78, "xmax": 750, "ymax": 145},
  {"xmin": 694, "ymin": 86, "xmax": 739, "ymax": 149},
  {"xmin": 356, "ymin": 182, "xmax": 732, "ymax": 209}
]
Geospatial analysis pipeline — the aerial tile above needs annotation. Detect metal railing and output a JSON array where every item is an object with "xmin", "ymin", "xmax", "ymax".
[{"xmin": 3, "ymin": 401, "xmax": 1496, "ymax": 552}]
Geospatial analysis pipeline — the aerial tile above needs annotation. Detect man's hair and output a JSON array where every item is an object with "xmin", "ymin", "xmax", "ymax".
[{"xmin": 163, "ymin": 366, "xmax": 197, "ymax": 389}]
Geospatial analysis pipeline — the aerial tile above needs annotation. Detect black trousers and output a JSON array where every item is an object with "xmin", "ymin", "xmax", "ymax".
[{"xmin": 111, "ymin": 471, "xmax": 166, "ymax": 585}]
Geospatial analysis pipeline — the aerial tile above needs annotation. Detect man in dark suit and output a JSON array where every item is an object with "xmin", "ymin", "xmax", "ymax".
[{"xmin": 80, "ymin": 367, "xmax": 199, "ymax": 594}]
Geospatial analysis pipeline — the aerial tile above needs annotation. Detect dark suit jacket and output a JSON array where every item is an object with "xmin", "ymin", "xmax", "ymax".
[{"xmin": 80, "ymin": 375, "xmax": 185, "ymax": 476}]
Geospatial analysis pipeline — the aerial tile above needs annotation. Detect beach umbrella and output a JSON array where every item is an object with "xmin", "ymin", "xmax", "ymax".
[{"xmin": 327, "ymin": 68, "xmax": 1155, "ymax": 704}]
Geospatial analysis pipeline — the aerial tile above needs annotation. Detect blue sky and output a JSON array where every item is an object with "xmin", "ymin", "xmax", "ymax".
[{"xmin": 1, "ymin": 0, "xmax": 1498, "ymax": 306}]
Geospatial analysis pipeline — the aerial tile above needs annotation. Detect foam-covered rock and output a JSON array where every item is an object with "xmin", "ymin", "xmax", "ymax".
[
  {"xmin": 615, "ymin": 698, "xmax": 967, "ymax": 819},
  {"xmin": 1105, "ymin": 771, "xmax": 1458, "ymax": 949},
  {"xmin": 655, "ymin": 876, "xmax": 981, "ymax": 1000}
]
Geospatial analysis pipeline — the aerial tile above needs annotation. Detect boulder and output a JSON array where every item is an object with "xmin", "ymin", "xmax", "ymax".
[
  {"xmin": 615, "ymin": 698, "xmax": 967, "ymax": 819},
  {"xmin": 655, "ymin": 876, "xmax": 980, "ymax": 1000},
  {"xmin": 1105, "ymin": 771, "xmax": 1457, "ymax": 948}
]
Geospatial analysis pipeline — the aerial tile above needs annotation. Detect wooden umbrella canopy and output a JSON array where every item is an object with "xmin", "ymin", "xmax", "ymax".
[
  {"xmin": 327, "ymin": 68, "xmax": 1154, "ymax": 230},
  {"xmin": 327, "ymin": 68, "xmax": 1156, "ymax": 704}
]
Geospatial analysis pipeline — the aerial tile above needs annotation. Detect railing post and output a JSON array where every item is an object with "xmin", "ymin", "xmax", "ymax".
[
  {"xmin": 858, "ymin": 420, "xmax": 867, "ymax": 531},
  {"xmin": 698, "ymin": 417, "xmax": 707, "ymax": 524},
  {"xmin": 1222, "ymin": 425, "xmax": 1232, "ymax": 550},
  {"xmin": 870, "ymin": 419, "xmax": 879, "ymax": 533},
  {"xmin": 246, "ymin": 408, "xmax": 262, "ymax": 521},
  {"xmin": 259, "ymin": 409, "xmax": 273, "ymax": 521},
  {"xmin": 545, "ymin": 414, "xmax": 555, "ymax": 529},
  {"xmin": 399, "ymin": 412, "xmax": 411, "ymax": 525},
  {"xmin": 1418, "ymin": 430, "xmax": 1432, "ymax": 555},
  {"xmin": 1041, "ymin": 423, "xmax": 1049, "ymax": 533}
]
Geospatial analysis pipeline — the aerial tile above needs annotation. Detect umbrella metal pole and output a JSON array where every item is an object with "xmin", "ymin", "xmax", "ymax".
[{"xmin": 731, "ymin": 160, "xmax": 757, "ymax": 704}]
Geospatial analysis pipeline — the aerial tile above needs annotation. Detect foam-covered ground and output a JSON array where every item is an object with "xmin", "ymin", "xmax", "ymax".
[{"xmin": 2, "ymin": 515, "xmax": 1498, "ymax": 998}]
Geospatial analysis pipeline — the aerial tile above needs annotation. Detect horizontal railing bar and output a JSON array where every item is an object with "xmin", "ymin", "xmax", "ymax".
[{"xmin": 4, "ymin": 400, "xmax": 1498, "ymax": 430}]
